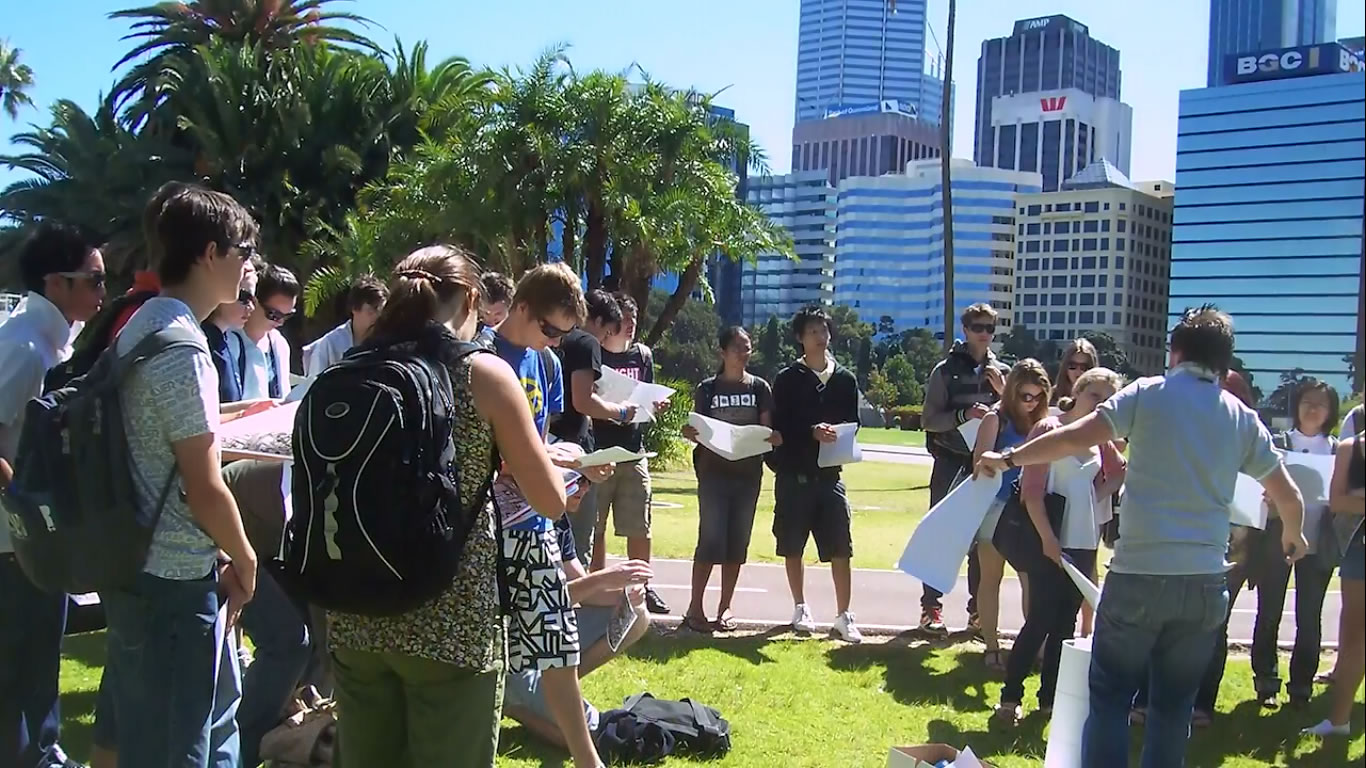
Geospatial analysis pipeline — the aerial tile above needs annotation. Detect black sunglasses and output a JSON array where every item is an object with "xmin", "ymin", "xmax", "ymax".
[
  {"xmin": 1019, "ymin": 390, "xmax": 1044, "ymax": 404},
  {"xmin": 967, "ymin": 323, "xmax": 996, "ymax": 335},
  {"xmin": 539, "ymin": 318, "xmax": 575, "ymax": 339},
  {"xmin": 263, "ymin": 305, "xmax": 295, "ymax": 324},
  {"xmin": 237, "ymin": 289, "xmax": 255, "ymax": 307},
  {"xmin": 1066, "ymin": 360, "xmax": 1093, "ymax": 372},
  {"xmin": 56, "ymin": 270, "xmax": 106, "ymax": 288}
]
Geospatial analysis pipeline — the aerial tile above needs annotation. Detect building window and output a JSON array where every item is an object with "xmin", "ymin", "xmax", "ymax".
[
  {"xmin": 1023, "ymin": 311, "xmax": 1037, "ymax": 324},
  {"xmin": 1052, "ymin": 275, "xmax": 1067, "ymax": 288},
  {"xmin": 1118, "ymin": 203, "xmax": 1126, "ymax": 211},
  {"xmin": 1068, "ymin": 311, "xmax": 1077, "ymax": 323},
  {"xmin": 1080, "ymin": 311, "xmax": 1094, "ymax": 323},
  {"xmin": 1101, "ymin": 220, "xmax": 1111, "ymax": 232},
  {"xmin": 1083, "ymin": 220, "xmax": 1099, "ymax": 233},
  {"xmin": 1044, "ymin": 204, "xmax": 1053, "ymax": 212},
  {"xmin": 1026, "ymin": 223, "xmax": 1041, "ymax": 235},
  {"xmin": 1080, "ymin": 293, "xmax": 1095, "ymax": 306},
  {"xmin": 1084, "ymin": 201, "xmax": 1100, "ymax": 213},
  {"xmin": 1022, "ymin": 294, "xmax": 1037, "ymax": 306},
  {"xmin": 1025, "ymin": 241, "xmax": 1041, "ymax": 253},
  {"xmin": 1070, "ymin": 275, "xmax": 1079, "ymax": 288},
  {"xmin": 1116, "ymin": 238, "xmax": 1125, "ymax": 251},
  {"xmin": 1043, "ymin": 222, "xmax": 1052, "ymax": 235},
  {"xmin": 1103, "ymin": 202, "xmax": 1111, "ymax": 211},
  {"xmin": 1024, "ymin": 276, "xmax": 1038, "ymax": 288},
  {"xmin": 1043, "ymin": 241, "xmax": 1052, "ymax": 252},
  {"xmin": 1100, "ymin": 256, "xmax": 1109, "ymax": 268},
  {"xmin": 1054, "ymin": 240, "xmax": 1069, "ymax": 253},
  {"xmin": 1100, "ymin": 238, "xmax": 1109, "ymax": 250},
  {"xmin": 1082, "ymin": 238, "xmax": 1097, "ymax": 250},
  {"xmin": 1027, "ymin": 204, "xmax": 1042, "ymax": 215},
  {"xmin": 1114, "ymin": 293, "xmax": 1123, "ymax": 306},
  {"xmin": 1018, "ymin": 224, "xmax": 1025, "ymax": 235},
  {"xmin": 1116, "ymin": 256, "xmax": 1125, "ymax": 269},
  {"xmin": 1098, "ymin": 293, "xmax": 1107, "ymax": 306},
  {"xmin": 1071, "ymin": 257, "xmax": 1080, "ymax": 270},
  {"xmin": 1117, "ymin": 220, "xmax": 1127, "ymax": 233},
  {"xmin": 1051, "ymin": 312, "xmax": 1066, "ymax": 324},
  {"xmin": 1081, "ymin": 275, "xmax": 1096, "ymax": 287},
  {"xmin": 1050, "ymin": 329, "xmax": 1066, "ymax": 340},
  {"xmin": 1112, "ymin": 312, "xmax": 1122, "ymax": 324},
  {"xmin": 1024, "ymin": 258, "xmax": 1040, "ymax": 270},
  {"xmin": 1073, "ymin": 239, "xmax": 1080, "ymax": 250},
  {"xmin": 1099, "ymin": 275, "xmax": 1108, "ymax": 287},
  {"xmin": 1055, "ymin": 221, "xmax": 1069, "ymax": 234},
  {"xmin": 1081, "ymin": 256, "xmax": 1097, "ymax": 269},
  {"xmin": 1052, "ymin": 293, "xmax": 1067, "ymax": 306}
]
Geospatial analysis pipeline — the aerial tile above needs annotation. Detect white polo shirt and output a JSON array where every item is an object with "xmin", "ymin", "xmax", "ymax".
[
  {"xmin": 0, "ymin": 292, "xmax": 77, "ymax": 552},
  {"xmin": 228, "ymin": 327, "xmax": 292, "ymax": 401}
]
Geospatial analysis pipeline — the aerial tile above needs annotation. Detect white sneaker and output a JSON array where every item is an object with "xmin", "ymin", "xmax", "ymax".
[
  {"xmin": 1302, "ymin": 719, "xmax": 1350, "ymax": 737},
  {"xmin": 790, "ymin": 603, "xmax": 816, "ymax": 633},
  {"xmin": 832, "ymin": 612, "xmax": 863, "ymax": 644}
]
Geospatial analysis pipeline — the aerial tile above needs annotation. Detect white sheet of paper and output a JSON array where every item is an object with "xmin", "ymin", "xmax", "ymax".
[
  {"xmin": 1230, "ymin": 472, "xmax": 1268, "ymax": 529},
  {"xmin": 817, "ymin": 422, "xmax": 862, "ymax": 468},
  {"xmin": 958, "ymin": 418, "xmax": 981, "ymax": 451},
  {"xmin": 282, "ymin": 377, "xmax": 313, "ymax": 404},
  {"xmin": 218, "ymin": 401, "xmax": 300, "ymax": 443},
  {"xmin": 687, "ymin": 412, "xmax": 773, "ymax": 462},
  {"xmin": 1061, "ymin": 556, "xmax": 1103, "ymax": 611},
  {"xmin": 897, "ymin": 473, "xmax": 1003, "ymax": 594},
  {"xmin": 577, "ymin": 446, "xmax": 656, "ymax": 468},
  {"xmin": 1284, "ymin": 452, "xmax": 1335, "ymax": 504},
  {"xmin": 596, "ymin": 367, "xmax": 676, "ymax": 423},
  {"xmin": 953, "ymin": 747, "xmax": 985, "ymax": 768}
]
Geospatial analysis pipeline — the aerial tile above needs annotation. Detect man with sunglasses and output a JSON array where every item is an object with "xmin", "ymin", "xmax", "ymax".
[
  {"xmin": 918, "ymin": 302, "xmax": 1008, "ymax": 635},
  {"xmin": 0, "ymin": 221, "xmax": 105, "ymax": 768},
  {"xmin": 229, "ymin": 262, "xmax": 298, "ymax": 401}
]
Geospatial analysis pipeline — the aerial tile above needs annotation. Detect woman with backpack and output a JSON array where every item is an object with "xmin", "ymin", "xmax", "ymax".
[
  {"xmin": 971, "ymin": 358, "xmax": 1053, "ymax": 672},
  {"xmin": 680, "ymin": 326, "xmax": 780, "ymax": 633},
  {"xmin": 993, "ymin": 367, "xmax": 1126, "ymax": 725},
  {"xmin": 1249, "ymin": 378, "xmax": 1339, "ymax": 709},
  {"xmin": 325, "ymin": 246, "xmax": 573, "ymax": 768}
]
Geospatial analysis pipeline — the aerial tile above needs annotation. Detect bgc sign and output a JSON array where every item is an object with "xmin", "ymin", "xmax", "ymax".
[{"xmin": 1225, "ymin": 43, "xmax": 1364, "ymax": 84}]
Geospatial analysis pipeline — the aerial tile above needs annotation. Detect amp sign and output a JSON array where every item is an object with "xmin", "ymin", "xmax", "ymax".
[{"xmin": 1224, "ymin": 43, "xmax": 1364, "ymax": 84}]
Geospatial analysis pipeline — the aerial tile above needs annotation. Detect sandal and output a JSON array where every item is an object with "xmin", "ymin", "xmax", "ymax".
[
  {"xmin": 714, "ymin": 611, "xmax": 738, "ymax": 632},
  {"xmin": 983, "ymin": 649, "xmax": 1007, "ymax": 672},
  {"xmin": 682, "ymin": 614, "xmax": 713, "ymax": 634}
]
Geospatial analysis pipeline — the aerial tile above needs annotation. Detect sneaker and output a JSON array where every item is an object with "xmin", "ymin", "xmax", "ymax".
[
  {"xmin": 832, "ymin": 612, "xmax": 863, "ymax": 644},
  {"xmin": 644, "ymin": 586, "xmax": 670, "ymax": 615},
  {"xmin": 791, "ymin": 603, "xmax": 816, "ymax": 633},
  {"xmin": 919, "ymin": 607, "xmax": 948, "ymax": 635},
  {"xmin": 1302, "ymin": 719, "xmax": 1351, "ymax": 738}
]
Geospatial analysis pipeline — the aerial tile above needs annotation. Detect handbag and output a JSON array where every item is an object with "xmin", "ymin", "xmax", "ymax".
[{"xmin": 992, "ymin": 478, "xmax": 1066, "ymax": 573}]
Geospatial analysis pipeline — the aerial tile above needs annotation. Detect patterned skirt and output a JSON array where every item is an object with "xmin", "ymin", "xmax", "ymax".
[{"xmin": 502, "ymin": 526, "xmax": 581, "ymax": 673}]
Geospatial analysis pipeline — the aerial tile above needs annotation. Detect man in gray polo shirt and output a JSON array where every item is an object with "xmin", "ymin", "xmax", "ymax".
[{"xmin": 976, "ymin": 305, "xmax": 1307, "ymax": 768}]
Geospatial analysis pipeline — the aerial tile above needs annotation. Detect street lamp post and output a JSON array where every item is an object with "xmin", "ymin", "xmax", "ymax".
[{"xmin": 938, "ymin": 0, "xmax": 957, "ymax": 352}]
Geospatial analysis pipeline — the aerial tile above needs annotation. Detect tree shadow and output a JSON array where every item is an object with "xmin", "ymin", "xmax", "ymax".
[
  {"xmin": 57, "ymin": 688, "xmax": 99, "ymax": 762},
  {"xmin": 826, "ymin": 632, "xmax": 1000, "ymax": 714},
  {"xmin": 497, "ymin": 723, "xmax": 569, "ymax": 768},
  {"xmin": 625, "ymin": 625, "xmax": 787, "ymax": 667},
  {"xmin": 61, "ymin": 631, "xmax": 108, "ymax": 669},
  {"xmin": 1187, "ymin": 696, "xmax": 1365, "ymax": 767}
]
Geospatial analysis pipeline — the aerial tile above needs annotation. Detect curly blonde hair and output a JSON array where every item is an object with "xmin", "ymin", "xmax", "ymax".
[{"xmin": 1059, "ymin": 367, "xmax": 1125, "ymax": 412}]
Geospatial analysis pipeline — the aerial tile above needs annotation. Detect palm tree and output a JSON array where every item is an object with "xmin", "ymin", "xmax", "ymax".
[
  {"xmin": 0, "ymin": 41, "xmax": 36, "ymax": 120},
  {"xmin": 109, "ymin": 0, "xmax": 379, "ymax": 112}
]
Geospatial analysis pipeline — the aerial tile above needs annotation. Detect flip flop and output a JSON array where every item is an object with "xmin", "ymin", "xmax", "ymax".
[
  {"xmin": 714, "ymin": 612, "xmax": 739, "ymax": 632},
  {"xmin": 682, "ymin": 614, "xmax": 713, "ymax": 634}
]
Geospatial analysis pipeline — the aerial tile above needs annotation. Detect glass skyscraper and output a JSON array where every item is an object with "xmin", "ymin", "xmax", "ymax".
[
  {"xmin": 832, "ymin": 160, "xmax": 1040, "ymax": 335},
  {"xmin": 1207, "ymin": 0, "xmax": 1337, "ymax": 87},
  {"xmin": 974, "ymin": 16, "xmax": 1121, "ymax": 173},
  {"xmin": 1168, "ymin": 64, "xmax": 1363, "ymax": 396},
  {"xmin": 795, "ymin": 0, "xmax": 945, "ymax": 126},
  {"xmin": 741, "ymin": 171, "xmax": 837, "ymax": 327}
]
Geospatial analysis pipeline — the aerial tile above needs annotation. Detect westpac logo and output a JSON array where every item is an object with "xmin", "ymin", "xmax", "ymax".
[{"xmin": 1039, "ymin": 95, "xmax": 1067, "ymax": 112}]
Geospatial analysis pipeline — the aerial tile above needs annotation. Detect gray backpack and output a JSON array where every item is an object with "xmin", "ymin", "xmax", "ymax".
[{"xmin": 5, "ymin": 326, "xmax": 205, "ymax": 594}]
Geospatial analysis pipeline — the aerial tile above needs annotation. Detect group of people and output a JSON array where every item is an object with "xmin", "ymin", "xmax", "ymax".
[{"xmin": 926, "ymin": 302, "xmax": 1364, "ymax": 766}]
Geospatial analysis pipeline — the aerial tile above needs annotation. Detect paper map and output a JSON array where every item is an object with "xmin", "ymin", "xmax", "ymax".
[{"xmin": 687, "ymin": 412, "xmax": 773, "ymax": 462}]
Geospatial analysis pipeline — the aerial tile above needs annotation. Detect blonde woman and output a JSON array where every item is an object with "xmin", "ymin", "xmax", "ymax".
[
  {"xmin": 995, "ymin": 368, "xmax": 1126, "ymax": 724},
  {"xmin": 972, "ymin": 359, "xmax": 1054, "ymax": 671}
]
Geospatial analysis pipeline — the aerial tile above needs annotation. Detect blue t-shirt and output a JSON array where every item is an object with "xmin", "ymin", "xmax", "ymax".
[
  {"xmin": 995, "ymin": 418, "xmax": 1030, "ymax": 501},
  {"xmin": 492, "ymin": 332, "xmax": 563, "ymax": 439}
]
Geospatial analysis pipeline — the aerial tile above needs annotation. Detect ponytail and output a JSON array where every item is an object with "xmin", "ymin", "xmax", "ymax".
[{"xmin": 371, "ymin": 245, "xmax": 481, "ymax": 341}]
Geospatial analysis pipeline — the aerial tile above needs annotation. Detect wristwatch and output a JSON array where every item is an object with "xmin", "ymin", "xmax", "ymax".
[{"xmin": 1001, "ymin": 447, "xmax": 1017, "ymax": 469}]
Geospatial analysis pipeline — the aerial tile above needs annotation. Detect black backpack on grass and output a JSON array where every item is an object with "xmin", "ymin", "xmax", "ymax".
[
  {"xmin": 276, "ymin": 330, "xmax": 494, "ymax": 617},
  {"xmin": 5, "ymin": 326, "xmax": 203, "ymax": 594},
  {"xmin": 595, "ymin": 693, "xmax": 731, "ymax": 765}
]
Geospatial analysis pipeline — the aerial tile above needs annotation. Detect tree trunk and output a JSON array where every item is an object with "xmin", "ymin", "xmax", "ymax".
[
  {"xmin": 645, "ymin": 251, "xmax": 704, "ymax": 345},
  {"xmin": 623, "ymin": 243, "xmax": 654, "ymax": 336},
  {"xmin": 584, "ymin": 195, "xmax": 607, "ymax": 288}
]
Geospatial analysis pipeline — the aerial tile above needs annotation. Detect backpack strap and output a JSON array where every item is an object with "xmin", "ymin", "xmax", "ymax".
[
  {"xmin": 622, "ymin": 692, "xmax": 654, "ymax": 712},
  {"xmin": 684, "ymin": 699, "xmax": 725, "ymax": 739}
]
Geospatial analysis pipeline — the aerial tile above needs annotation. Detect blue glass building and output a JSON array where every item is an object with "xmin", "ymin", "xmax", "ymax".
[
  {"xmin": 1207, "ymin": 0, "xmax": 1336, "ymax": 87},
  {"xmin": 1169, "ymin": 53, "xmax": 1363, "ymax": 395},
  {"xmin": 795, "ymin": 0, "xmax": 945, "ymax": 126},
  {"xmin": 832, "ymin": 160, "xmax": 1041, "ymax": 336}
]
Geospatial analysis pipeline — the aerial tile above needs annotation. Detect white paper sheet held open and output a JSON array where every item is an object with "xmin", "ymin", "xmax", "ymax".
[
  {"xmin": 576, "ymin": 446, "xmax": 656, "ymax": 468},
  {"xmin": 596, "ymin": 366, "xmax": 676, "ymax": 423},
  {"xmin": 817, "ymin": 422, "xmax": 863, "ymax": 468},
  {"xmin": 897, "ymin": 473, "xmax": 1003, "ymax": 594},
  {"xmin": 687, "ymin": 412, "xmax": 773, "ymax": 462},
  {"xmin": 1061, "ymin": 556, "xmax": 1102, "ymax": 611},
  {"xmin": 958, "ymin": 418, "xmax": 981, "ymax": 451},
  {"xmin": 1230, "ymin": 472, "xmax": 1268, "ymax": 529}
]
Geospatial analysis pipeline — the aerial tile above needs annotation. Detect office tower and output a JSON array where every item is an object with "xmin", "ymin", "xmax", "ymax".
[
  {"xmin": 705, "ymin": 104, "xmax": 750, "ymax": 324},
  {"xmin": 832, "ymin": 159, "xmax": 1040, "ymax": 337},
  {"xmin": 1171, "ymin": 41, "xmax": 1363, "ymax": 395},
  {"xmin": 1207, "ymin": 0, "xmax": 1337, "ymax": 86},
  {"xmin": 986, "ymin": 89, "xmax": 1132, "ymax": 193},
  {"xmin": 741, "ymin": 171, "xmax": 837, "ymax": 326},
  {"xmin": 1341, "ymin": 35, "xmax": 1365, "ymax": 55},
  {"xmin": 974, "ymin": 15, "xmax": 1121, "ymax": 178},
  {"xmin": 1014, "ymin": 161, "xmax": 1174, "ymax": 374},
  {"xmin": 795, "ymin": 0, "xmax": 945, "ymax": 126},
  {"xmin": 791, "ymin": 110, "xmax": 940, "ymax": 186}
]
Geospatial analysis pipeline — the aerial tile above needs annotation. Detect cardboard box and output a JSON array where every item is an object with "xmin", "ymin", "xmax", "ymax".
[{"xmin": 887, "ymin": 744, "xmax": 996, "ymax": 768}]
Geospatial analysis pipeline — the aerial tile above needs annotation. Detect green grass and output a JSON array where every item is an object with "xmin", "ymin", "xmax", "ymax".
[
  {"xmin": 58, "ymin": 630, "xmax": 1363, "ymax": 767},
  {"xmin": 648, "ymin": 461, "xmax": 930, "ymax": 569},
  {"xmin": 857, "ymin": 427, "xmax": 927, "ymax": 448}
]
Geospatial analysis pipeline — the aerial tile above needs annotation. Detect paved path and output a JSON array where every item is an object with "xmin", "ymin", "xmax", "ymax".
[
  {"xmin": 862, "ymin": 443, "xmax": 933, "ymax": 466},
  {"xmin": 635, "ymin": 557, "xmax": 1342, "ymax": 648}
]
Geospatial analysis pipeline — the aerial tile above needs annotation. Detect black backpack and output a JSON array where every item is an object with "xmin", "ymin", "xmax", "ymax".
[
  {"xmin": 43, "ymin": 289, "xmax": 158, "ymax": 393},
  {"xmin": 595, "ymin": 693, "xmax": 731, "ymax": 765},
  {"xmin": 5, "ymin": 326, "xmax": 204, "ymax": 594},
  {"xmin": 275, "ymin": 335, "xmax": 494, "ymax": 617}
]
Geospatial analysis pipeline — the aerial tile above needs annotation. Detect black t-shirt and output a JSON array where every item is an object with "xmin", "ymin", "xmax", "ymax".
[
  {"xmin": 550, "ymin": 328, "xmax": 602, "ymax": 450},
  {"xmin": 593, "ymin": 344, "xmax": 654, "ymax": 452},
  {"xmin": 693, "ymin": 374, "xmax": 774, "ymax": 475}
]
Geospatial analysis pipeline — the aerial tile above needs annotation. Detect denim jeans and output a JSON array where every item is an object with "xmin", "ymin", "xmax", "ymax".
[
  {"xmin": 0, "ymin": 556, "xmax": 68, "ymax": 768},
  {"xmin": 1083, "ymin": 572, "xmax": 1228, "ymax": 768},
  {"xmin": 239, "ymin": 570, "xmax": 313, "ymax": 768},
  {"xmin": 1250, "ymin": 518, "xmax": 1334, "ymax": 700},
  {"xmin": 1131, "ymin": 565, "xmax": 1245, "ymax": 715},
  {"xmin": 103, "ymin": 570, "xmax": 242, "ymax": 768}
]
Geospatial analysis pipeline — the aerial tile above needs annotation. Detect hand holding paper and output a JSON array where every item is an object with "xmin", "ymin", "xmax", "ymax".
[
  {"xmin": 577, "ymin": 446, "xmax": 656, "ymax": 468},
  {"xmin": 687, "ymin": 412, "xmax": 774, "ymax": 462},
  {"xmin": 596, "ymin": 367, "xmax": 676, "ymax": 423},
  {"xmin": 817, "ymin": 423, "xmax": 862, "ymax": 468}
]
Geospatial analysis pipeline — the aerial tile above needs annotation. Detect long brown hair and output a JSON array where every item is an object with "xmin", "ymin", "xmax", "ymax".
[
  {"xmin": 371, "ymin": 245, "xmax": 482, "ymax": 340},
  {"xmin": 1002, "ymin": 358, "xmax": 1053, "ymax": 433},
  {"xmin": 1054, "ymin": 337, "xmax": 1098, "ymax": 401}
]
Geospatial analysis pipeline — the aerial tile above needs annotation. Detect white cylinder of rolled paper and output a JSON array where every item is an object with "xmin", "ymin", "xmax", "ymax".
[{"xmin": 1045, "ymin": 637, "xmax": 1093, "ymax": 768}]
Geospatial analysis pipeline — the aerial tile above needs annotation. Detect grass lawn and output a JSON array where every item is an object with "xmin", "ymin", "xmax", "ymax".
[
  {"xmin": 648, "ymin": 461, "xmax": 930, "ymax": 569},
  {"xmin": 856, "ymin": 426, "xmax": 927, "ymax": 448},
  {"xmin": 57, "ymin": 629, "xmax": 1363, "ymax": 767}
]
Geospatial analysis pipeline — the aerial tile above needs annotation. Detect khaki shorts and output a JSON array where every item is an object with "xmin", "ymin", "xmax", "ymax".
[{"xmin": 595, "ymin": 458, "xmax": 652, "ymax": 538}]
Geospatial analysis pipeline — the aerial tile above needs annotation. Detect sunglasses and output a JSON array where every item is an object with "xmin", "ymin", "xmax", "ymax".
[
  {"xmin": 263, "ymin": 305, "xmax": 295, "ymax": 324},
  {"xmin": 56, "ymin": 270, "xmax": 106, "ymax": 288},
  {"xmin": 539, "ymin": 318, "xmax": 575, "ymax": 339},
  {"xmin": 967, "ymin": 323, "xmax": 996, "ymax": 335},
  {"xmin": 1018, "ymin": 390, "xmax": 1044, "ymax": 404},
  {"xmin": 237, "ymin": 289, "xmax": 256, "ymax": 307},
  {"xmin": 231, "ymin": 242, "xmax": 258, "ymax": 263}
]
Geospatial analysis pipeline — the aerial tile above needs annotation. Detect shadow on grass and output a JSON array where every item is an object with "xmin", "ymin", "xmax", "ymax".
[
  {"xmin": 626, "ymin": 626, "xmax": 790, "ymax": 667},
  {"xmin": 498, "ymin": 723, "xmax": 570, "ymax": 768},
  {"xmin": 1192, "ymin": 697, "xmax": 1364, "ymax": 767}
]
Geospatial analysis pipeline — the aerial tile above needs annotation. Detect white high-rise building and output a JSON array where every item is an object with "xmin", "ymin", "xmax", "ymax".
[{"xmin": 985, "ymin": 89, "xmax": 1133, "ymax": 193}]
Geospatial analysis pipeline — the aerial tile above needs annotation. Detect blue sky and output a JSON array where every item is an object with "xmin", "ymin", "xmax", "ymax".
[{"xmin": 2, "ymin": 0, "xmax": 1363, "ymax": 190}]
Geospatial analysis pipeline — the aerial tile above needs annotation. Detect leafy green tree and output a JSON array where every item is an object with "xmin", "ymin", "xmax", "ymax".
[
  {"xmin": 1001, "ymin": 324, "xmax": 1040, "ymax": 363},
  {"xmin": 0, "ymin": 41, "xmax": 35, "ymax": 120},
  {"xmin": 645, "ymin": 290, "xmax": 719, "ymax": 385},
  {"xmin": 827, "ymin": 304, "xmax": 873, "ymax": 370},
  {"xmin": 749, "ymin": 314, "xmax": 785, "ymax": 384},
  {"xmin": 865, "ymin": 367, "xmax": 898, "ymax": 419},
  {"xmin": 1267, "ymin": 368, "xmax": 1310, "ymax": 416},
  {"xmin": 884, "ymin": 354, "xmax": 924, "ymax": 406},
  {"xmin": 856, "ymin": 336, "xmax": 873, "ymax": 389},
  {"xmin": 1083, "ymin": 331, "xmax": 1140, "ymax": 379},
  {"xmin": 897, "ymin": 327, "xmax": 943, "ymax": 385}
]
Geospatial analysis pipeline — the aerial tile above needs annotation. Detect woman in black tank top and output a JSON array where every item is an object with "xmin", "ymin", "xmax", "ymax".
[{"xmin": 1302, "ymin": 433, "xmax": 1365, "ymax": 737}]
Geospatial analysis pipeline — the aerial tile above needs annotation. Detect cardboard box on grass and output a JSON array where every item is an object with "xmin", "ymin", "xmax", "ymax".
[{"xmin": 888, "ymin": 743, "xmax": 995, "ymax": 768}]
